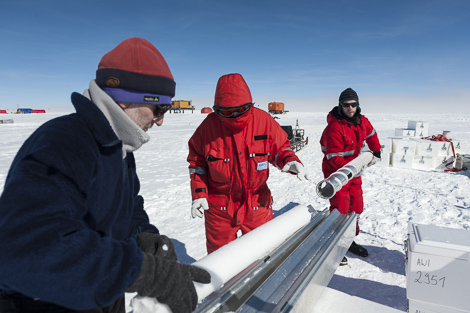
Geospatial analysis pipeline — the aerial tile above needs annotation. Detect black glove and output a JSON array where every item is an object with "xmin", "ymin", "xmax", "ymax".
[
  {"xmin": 373, "ymin": 151, "xmax": 381, "ymax": 159},
  {"xmin": 127, "ymin": 253, "xmax": 211, "ymax": 313},
  {"xmin": 136, "ymin": 232, "xmax": 178, "ymax": 261}
]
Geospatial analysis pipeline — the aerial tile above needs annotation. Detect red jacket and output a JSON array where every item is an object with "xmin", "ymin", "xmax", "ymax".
[
  {"xmin": 320, "ymin": 108, "xmax": 381, "ymax": 177},
  {"xmin": 188, "ymin": 108, "xmax": 300, "ymax": 224}
]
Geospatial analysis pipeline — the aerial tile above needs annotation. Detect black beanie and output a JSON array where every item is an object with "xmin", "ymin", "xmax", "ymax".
[{"xmin": 339, "ymin": 88, "xmax": 359, "ymax": 104}]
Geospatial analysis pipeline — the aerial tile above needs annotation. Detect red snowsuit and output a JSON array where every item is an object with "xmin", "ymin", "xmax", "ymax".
[
  {"xmin": 188, "ymin": 74, "xmax": 301, "ymax": 253},
  {"xmin": 320, "ymin": 107, "xmax": 381, "ymax": 235}
]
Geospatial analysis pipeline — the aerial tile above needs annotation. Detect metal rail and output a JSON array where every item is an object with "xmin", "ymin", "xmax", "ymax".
[
  {"xmin": 193, "ymin": 208, "xmax": 356, "ymax": 313},
  {"xmin": 239, "ymin": 209, "xmax": 356, "ymax": 313}
]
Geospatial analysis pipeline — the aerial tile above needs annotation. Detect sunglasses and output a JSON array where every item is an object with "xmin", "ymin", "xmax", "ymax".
[
  {"xmin": 152, "ymin": 104, "xmax": 171, "ymax": 117},
  {"xmin": 341, "ymin": 102, "xmax": 359, "ymax": 108},
  {"xmin": 214, "ymin": 103, "xmax": 253, "ymax": 118}
]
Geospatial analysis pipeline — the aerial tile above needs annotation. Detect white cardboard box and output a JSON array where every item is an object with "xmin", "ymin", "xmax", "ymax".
[
  {"xmin": 434, "ymin": 141, "xmax": 453, "ymax": 156},
  {"xmin": 390, "ymin": 153, "xmax": 413, "ymax": 168},
  {"xmin": 381, "ymin": 145, "xmax": 390, "ymax": 155},
  {"xmin": 452, "ymin": 141, "xmax": 468, "ymax": 155},
  {"xmin": 391, "ymin": 138, "xmax": 416, "ymax": 155},
  {"xmin": 412, "ymin": 156, "xmax": 434, "ymax": 171},
  {"xmin": 395, "ymin": 128, "xmax": 416, "ymax": 137},
  {"xmin": 376, "ymin": 152, "xmax": 390, "ymax": 167},
  {"xmin": 406, "ymin": 223, "xmax": 470, "ymax": 312},
  {"xmin": 411, "ymin": 138, "xmax": 440, "ymax": 157},
  {"xmin": 376, "ymin": 145, "xmax": 390, "ymax": 167},
  {"xmin": 432, "ymin": 155, "xmax": 455, "ymax": 171},
  {"xmin": 408, "ymin": 121, "xmax": 429, "ymax": 138}
]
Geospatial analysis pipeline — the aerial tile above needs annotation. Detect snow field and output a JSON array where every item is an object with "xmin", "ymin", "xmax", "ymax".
[{"xmin": 0, "ymin": 110, "xmax": 469, "ymax": 312}]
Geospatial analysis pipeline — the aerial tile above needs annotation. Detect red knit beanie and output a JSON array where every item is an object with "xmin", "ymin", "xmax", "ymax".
[{"xmin": 96, "ymin": 37, "xmax": 175, "ymax": 98}]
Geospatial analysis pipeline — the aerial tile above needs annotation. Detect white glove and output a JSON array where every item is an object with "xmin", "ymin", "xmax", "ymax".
[
  {"xmin": 282, "ymin": 161, "xmax": 310, "ymax": 181},
  {"xmin": 367, "ymin": 156, "xmax": 380, "ymax": 167},
  {"xmin": 191, "ymin": 198, "xmax": 209, "ymax": 218},
  {"xmin": 367, "ymin": 151, "xmax": 381, "ymax": 167}
]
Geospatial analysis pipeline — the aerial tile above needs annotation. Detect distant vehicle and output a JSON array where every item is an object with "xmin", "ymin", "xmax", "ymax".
[
  {"xmin": 16, "ymin": 108, "xmax": 33, "ymax": 114},
  {"xmin": 280, "ymin": 120, "xmax": 308, "ymax": 152},
  {"xmin": 268, "ymin": 102, "xmax": 288, "ymax": 114},
  {"xmin": 15, "ymin": 108, "xmax": 46, "ymax": 114},
  {"xmin": 170, "ymin": 100, "xmax": 195, "ymax": 114}
]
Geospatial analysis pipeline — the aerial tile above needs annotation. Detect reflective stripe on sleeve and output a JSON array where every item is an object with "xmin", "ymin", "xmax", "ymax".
[
  {"xmin": 367, "ymin": 128, "xmax": 376, "ymax": 139},
  {"xmin": 189, "ymin": 167, "xmax": 207, "ymax": 175},
  {"xmin": 326, "ymin": 150, "xmax": 355, "ymax": 160},
  {"xmin": 275, "ymin": 147, "xmax": 293, "ymax": 169}
]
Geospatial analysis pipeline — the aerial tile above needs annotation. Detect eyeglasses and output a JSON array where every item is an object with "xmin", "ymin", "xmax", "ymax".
[
  {"xmin": 341, "ymin": 102, "xmax": 358, "ymax": 108},
  {"xmin": 152, "ymin": 104, "xmax": 171, "ymax": 117},
  {"xmin": 214, "ymin": 103, "xmax": 253, "ymax": 118}
]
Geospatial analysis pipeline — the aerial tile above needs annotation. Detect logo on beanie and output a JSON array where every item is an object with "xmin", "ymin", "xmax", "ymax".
[
  {"xmin": 105, "ymin": 77, "xmax": 120, "ymax": 88},
  {"xmin": 144, "ymin": 96, "xmax": 160, "ymax": 102}
]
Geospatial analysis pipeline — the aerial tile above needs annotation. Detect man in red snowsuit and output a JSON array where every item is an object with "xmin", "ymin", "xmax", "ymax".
[
  {"xmin": 188, "ymin": 73, "xmax": 309, "ymax": 253},
  {"xmin": 320, "ymin": 88, "xmax": 381, "ymax": 264}
]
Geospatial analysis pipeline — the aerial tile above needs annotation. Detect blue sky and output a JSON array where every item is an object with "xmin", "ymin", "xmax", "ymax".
[{"xmin": 1, "ymin": 0, "xmax": 469, "ymax": 113}]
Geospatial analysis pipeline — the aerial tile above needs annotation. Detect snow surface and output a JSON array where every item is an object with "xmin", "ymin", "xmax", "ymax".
[{"xmin": 1, "ymin": 110, "xmax": 469, "ymax": 313}]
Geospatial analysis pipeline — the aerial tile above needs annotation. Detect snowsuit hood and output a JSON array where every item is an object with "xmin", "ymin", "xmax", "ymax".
[{"xmin": 214, "ymin": 73, "xmax": 254, "ymax": 133}]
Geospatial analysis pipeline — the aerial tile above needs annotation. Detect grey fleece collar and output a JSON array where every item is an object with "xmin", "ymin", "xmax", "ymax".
[{"xmin": 83, "ymin": 80, "xmax": 150, "ymax": 157}]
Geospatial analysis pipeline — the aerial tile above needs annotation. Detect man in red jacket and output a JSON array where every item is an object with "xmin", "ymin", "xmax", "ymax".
[
  {"xmin": 188, "ymin": 73, "xmax": 309, "ymax": 253},
  {"xmin": 320, "ymin": 88, "xmax": 381, "ymax": 265}
]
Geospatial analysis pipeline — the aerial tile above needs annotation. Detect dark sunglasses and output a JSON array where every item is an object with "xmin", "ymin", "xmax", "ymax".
[
  {"xmin": 340, "ymin": 102, "xmax": 359, "ymax": 108},
  {"xmin": 152, "ymin": 104, "xmax": 171, "ymax": 117},
  {"xmin": 214, "ymin": 103, "xmax": 253, "ymax": 118}
]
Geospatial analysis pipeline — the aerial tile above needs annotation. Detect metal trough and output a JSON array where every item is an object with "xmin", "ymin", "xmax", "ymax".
[{"xmin": 194, "ymin": 208, "xmax": 356, "ymax": 313}]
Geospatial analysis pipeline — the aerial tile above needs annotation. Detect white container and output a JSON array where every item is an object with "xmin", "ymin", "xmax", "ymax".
[
  {"xmin": 452, "ymin": 141, "xmax": 468, "ymax": 155},
  {"xmin": 381, "ymin": 145, "xmax": 390, "ymax": 155},
  {"xmin": 406, "ymin": 223, "xmax": 470, "ymax": 312},
  {"xmin": 409, "ymin": 299, "xmax": 470, "ymax": 313},
  {"xmin": 435, "ymin": 141, "xmax": 453, "ymax": 156},
  {"xmin": 412, "ymin": 156, "xmax": 433, "ymax": 171},
  {"xmin": 395, "ymin": 128, "xmax": 416, "ymax": 137},
  {"xmin": 376, "ymin": 152, "xmax": 390, "ymax": 167},
  {"xmin": 390, "ymin": 153, "xmax": 413, "ymax": 168},
  {"xmin": 412, "ymin": 138, "xmax": 440, "ymax": 157},
  {"xmin": 408, "ymin": 121, "xmax": 429, "ymax": 138},
  {"xmin": 455, "ymin": 153, "xmax": 470, "ymax": 170},
  {"xmin": 391, "ymin": 138, "xmax": 416, "ymax": 155},
  {"xmin": 375, "ymin": 145, "xmax": 390, "ymax": 167},
  {"xmin": 442, "ymin": 131, "xmax": 451, "ymax": 140},
  {"xmin": 432, "ymin": 155, "xmax": 455, "ymax": 171}
]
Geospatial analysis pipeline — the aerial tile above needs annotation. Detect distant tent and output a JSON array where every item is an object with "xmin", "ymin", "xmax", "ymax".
[
  {"xmin": 32, "ymin": 109, "xmax": 46, "ymax": 113},
  {"xmin": 0, "ymin": 110, "xmax": 7, "ymax": 114},
  {"xmin": 201, "ymin": 107, "xmax": 213, "ymax": 114}
]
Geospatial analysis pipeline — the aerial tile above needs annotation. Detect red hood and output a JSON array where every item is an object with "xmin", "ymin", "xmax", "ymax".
[
  {"xmin": 214, "ymin": 73, "xmax": 252, "ymax": 108},
  {"xmin": 214, "ymin": 73, "xmax": 253, "ymax": 132}
]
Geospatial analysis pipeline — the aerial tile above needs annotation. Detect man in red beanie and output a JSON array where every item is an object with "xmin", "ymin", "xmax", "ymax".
[
  {"xmin": 320, "ymin": 87, "xmax": 381, "ymax": 266},
  {"xmin": 187, "ymin": 73, "xmax": 309, "ymax": 254},
  {"xmin": 0, "ymin": 37, "xmax": 210, "ymax": 313}
]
